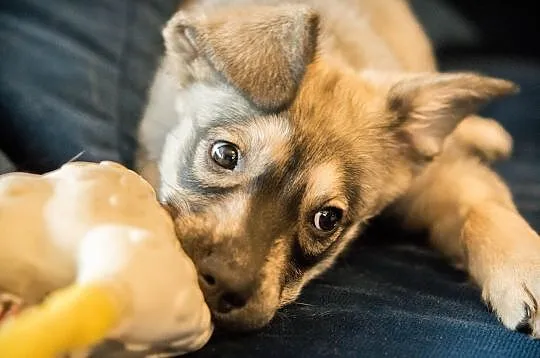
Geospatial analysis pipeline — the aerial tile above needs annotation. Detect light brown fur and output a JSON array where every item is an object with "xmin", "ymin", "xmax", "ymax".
[{"xmin": 137, "ymin": 0, "xmax": 540, "ymax": 335}]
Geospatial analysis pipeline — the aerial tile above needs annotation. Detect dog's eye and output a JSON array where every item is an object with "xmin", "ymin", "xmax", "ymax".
[
  {"xmin": 313, "ymin": 207, "xmax": 343, "ymax": 232},
  {"xmin": 211, "ymin": 141, "xmax": 239, "ymax": 170}
]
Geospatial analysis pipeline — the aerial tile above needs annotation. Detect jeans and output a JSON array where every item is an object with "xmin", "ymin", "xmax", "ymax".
[{"xmin": 1, "ymin": 1, "xmax": 539, "ymax": 357}]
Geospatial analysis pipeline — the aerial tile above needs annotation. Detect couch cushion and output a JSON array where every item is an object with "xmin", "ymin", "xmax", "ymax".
[
  {"xmin": 0, "ymin": 150, "xmax": 15, "ymax": 174},
  {"xmin": 0, "ymin": 0, "xmax": 178, "ymax": 173}
]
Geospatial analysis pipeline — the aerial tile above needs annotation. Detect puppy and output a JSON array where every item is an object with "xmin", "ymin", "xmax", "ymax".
[{"xmin": 137, "ymin": 0, "xmax": 540, "ymax": 335}]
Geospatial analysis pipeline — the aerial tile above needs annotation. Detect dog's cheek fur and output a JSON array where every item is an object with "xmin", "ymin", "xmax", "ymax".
[{"xmin": 280, "ymin": 222, "xmax": 364, "ymax": 306}]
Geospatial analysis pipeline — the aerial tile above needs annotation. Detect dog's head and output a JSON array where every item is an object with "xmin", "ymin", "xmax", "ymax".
[{"xmin": 157, "ymin": 4, "xmax": 517, "ymax": 331}]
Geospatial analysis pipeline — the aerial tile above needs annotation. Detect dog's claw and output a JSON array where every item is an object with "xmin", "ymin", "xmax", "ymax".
[
  {"xmin": 515, "ymin": 303, "xmax": 536, "ymax": 336},
  {"xmin": 485, "ymin": 300, "xmax": 494, "ymax": 313},
  {"xmin": 482, "ymin": 263, "xmax": 540, "ymax": 338},
  {"xmin": 511, "ymin": 303, "xmax": 535, "ymax": 336},
  {"xmin": 516, "ymin": 321, "xmax": 533, "ymax": 335},
  {"xmin": 524, "ymin": 303, "xmax": 533, "ymax": 320}
]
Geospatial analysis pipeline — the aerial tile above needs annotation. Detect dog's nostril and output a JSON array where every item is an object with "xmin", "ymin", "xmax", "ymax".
[
  {"xmin": 223, "ymin": 292, "xmax": 246, "ymax": 308},
  {"xmin": 201, "ymin": 274, "xmax": 216, "ymax": 286},
  {"xmin": 218, "ymin": 292, "xmax": 247, "ymax": 313}
]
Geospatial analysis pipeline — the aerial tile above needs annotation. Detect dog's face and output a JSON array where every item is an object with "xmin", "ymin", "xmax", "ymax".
[{"xmin": 156, "ymin": 4, "xmax": 516, "ymax": 331}]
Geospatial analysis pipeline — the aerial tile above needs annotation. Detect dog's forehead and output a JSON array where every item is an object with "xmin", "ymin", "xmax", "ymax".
[
  {"xmin": 175, "ymin": 83, "xmax": 257, "ymax": 128},
  {"xmin": 241, "ymin": 114, "xmax": 294, "ymax": 174}
]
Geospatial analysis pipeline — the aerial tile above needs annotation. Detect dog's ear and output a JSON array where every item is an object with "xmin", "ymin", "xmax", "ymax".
[
  {"xmin": 163, "ymin": 5, "xmax": 320, "ymax": 112},
  {"xmin": 383, "ymin": 72, "xmax": 518, "ymax": 159}
]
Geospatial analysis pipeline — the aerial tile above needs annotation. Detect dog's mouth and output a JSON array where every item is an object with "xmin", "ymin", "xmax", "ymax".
[
  {"xmin": 201, "ymin": 294, "xmax": 279, "ymax": 332},
  {"xmin": 168, "ymin": 211, "xmax": 284, "ymax": 332}
]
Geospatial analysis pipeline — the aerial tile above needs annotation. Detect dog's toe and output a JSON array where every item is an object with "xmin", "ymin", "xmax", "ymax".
[
  {"xmin": 483, "ymin": 277, "xmax": 540, "ymax": 338},
  {"xmin": 515, "ymin": 304, "xmax": 534, "ymax": 335}
]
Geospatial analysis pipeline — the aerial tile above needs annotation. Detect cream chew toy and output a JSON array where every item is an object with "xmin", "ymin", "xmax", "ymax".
[{"xmin": 0, "ymin": 161, "xmax": 213, "ymax": 357}]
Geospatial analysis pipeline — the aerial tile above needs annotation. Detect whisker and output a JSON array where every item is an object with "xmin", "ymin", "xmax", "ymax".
[
  {"xmin": 66, "ymin": 151, "xmax": 86, "ymax": 163},
  {"xmin": 275, "ymin": 310, "xmax": 292, "ymax": 322},
  {"xmin": 292, "ymin": 301, "xmax": 316, "ymax": 307},
  {"xmin": 158, "ymin": 179, "xmax": 193, "ymax": 214}
]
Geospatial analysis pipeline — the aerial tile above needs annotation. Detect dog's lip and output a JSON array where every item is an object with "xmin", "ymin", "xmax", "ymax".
[{"xmin": 210, "ymin": 310, "xmax": 272, "ymax": 333}]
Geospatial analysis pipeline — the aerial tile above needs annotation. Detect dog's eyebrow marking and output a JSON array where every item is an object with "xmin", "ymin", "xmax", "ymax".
[
  {"xmin": 308, "ymin": 162, "xmax": 342, "ymax": 194},
  {"xmin": 244, "ymin": 115, "xmax": 293, "ymax": 176},
  {"xmin": 303, "ymin": 162, "xmax": 346, "ymax": 209}
]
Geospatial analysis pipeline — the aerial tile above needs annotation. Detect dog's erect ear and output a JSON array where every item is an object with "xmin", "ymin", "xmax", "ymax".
[
  {"xmin": 163, "ymin": 5, "xmax": 320, "ymax": 112},
  {"xmin": 384, "ymin": 72, "xmax": 518, "ymax": 159}
]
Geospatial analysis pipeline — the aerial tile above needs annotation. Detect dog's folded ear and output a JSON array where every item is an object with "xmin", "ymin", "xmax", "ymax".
[
  {"xmin": 163, "ymin": 4, "xmax": 320, "ymax": 112},
  {"xmin": 384, "ymin": 72, "xmax": 518, "ymax": 160}
]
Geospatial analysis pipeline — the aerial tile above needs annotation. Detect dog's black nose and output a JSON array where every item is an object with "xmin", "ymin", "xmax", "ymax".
[{"xmin": 197, "ymin": 256, "xmax": 256, "ymax": 314}]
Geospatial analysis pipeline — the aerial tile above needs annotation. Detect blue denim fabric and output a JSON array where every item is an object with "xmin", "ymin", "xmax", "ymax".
[
  {"xmin": 0, "ymin": 0, "xmax": 178, "ymax": 173},
  {"xmin": 1, "ymin": 1, "xmax": 540, "ymax": 357}
]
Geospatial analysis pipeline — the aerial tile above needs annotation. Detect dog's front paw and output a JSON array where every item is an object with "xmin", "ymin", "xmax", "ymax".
[
  {"xmin": 483, "ymin": 265, "xmax": 540, "ymax": 336},
  {"xmin": 462, "ymin": 204, "xmax": 540, "ymax": 337}
]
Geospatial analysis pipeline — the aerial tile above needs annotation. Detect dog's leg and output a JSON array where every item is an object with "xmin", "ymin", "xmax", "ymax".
[
  {"xmin": 395, "ymin": 138, "xmax": 540, "ymax": 336},
  {"xmin": 448, "ymin": 115, "xmax": 513, "ymax": 163}
]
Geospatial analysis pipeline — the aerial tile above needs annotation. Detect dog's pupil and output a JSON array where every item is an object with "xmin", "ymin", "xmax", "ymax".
[
  {"xmin": 211, "ymin": 141, "xmax": 238, "ymax": 170},
  {"xmin": 314, "ymin": 208, "xmax": 342, "ymax": 231}
]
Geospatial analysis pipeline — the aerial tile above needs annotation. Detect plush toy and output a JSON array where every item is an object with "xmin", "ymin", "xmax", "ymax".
[{"xmin": 0, "ymin": 161, "xmax": 213, "ymax": 357}]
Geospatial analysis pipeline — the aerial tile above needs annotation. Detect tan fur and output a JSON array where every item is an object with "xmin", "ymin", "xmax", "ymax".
[
  {"xmin": 449, "ymin": 115, "xmax": 513, "ymax": 162},
  {"xmin": 137, "ymin": 0, "xmax": 540, "ymax": 335},
  {"xmin": 305, "ymin": 162, "xmax": 346, "ymax": 206},
  {"xmin": 395, "ymin": 150, "xmax": 540, "ymax": 332}
]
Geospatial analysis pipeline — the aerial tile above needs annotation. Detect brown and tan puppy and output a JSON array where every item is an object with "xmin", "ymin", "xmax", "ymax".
[{"xmin": 137, "ymin": 0, "xmax": 540, "ymax": 335}]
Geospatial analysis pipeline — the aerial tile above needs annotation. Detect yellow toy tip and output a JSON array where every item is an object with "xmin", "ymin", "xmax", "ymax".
[{"xmin": 0, "ymin": 283, "xmax": 123, "ymax": 358}]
